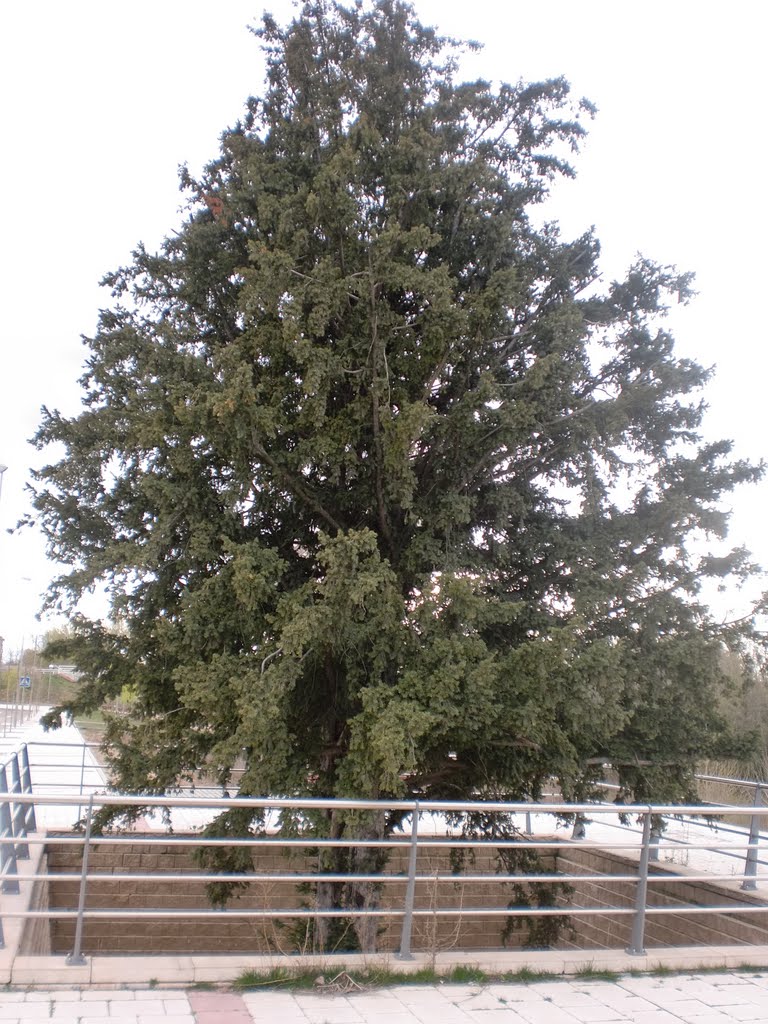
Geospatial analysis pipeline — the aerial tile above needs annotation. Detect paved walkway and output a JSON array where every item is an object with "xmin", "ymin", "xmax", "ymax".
[{"xmin": 0, "ymin": 972, "xmax": 767, "ymax": 1022}]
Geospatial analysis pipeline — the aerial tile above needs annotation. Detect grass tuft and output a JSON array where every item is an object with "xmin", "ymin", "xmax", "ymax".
[
  {"xmin": 502, "ymin": 968, "xmax": 558, "ymax": 983},
  {"xmin": 235, "ymin": 967, "xmax": 317, "ymax": 991},
  {"xmin": 574, "ymin": 966, "xmax": 621, "ymax": 982},
  {"xmin": 448, "ymin": 965, "xmax": 488, "ymax": 984}
]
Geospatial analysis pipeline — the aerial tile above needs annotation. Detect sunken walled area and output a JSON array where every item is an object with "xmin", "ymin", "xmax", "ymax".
[{"xmin": 23, "ymin": 838, "xmax": 768, "ymax": 957}]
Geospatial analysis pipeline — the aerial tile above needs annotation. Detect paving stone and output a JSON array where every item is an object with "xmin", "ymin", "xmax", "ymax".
[
  {"xmin": 577, "ymin": 987, "xmax": 658, "ymax": 1013},
  {"xmin": 83, "ymin": 1019, "xmax": 137, "ymax": 1024},
  {"xmin": 0, "ymin": 1005, "xmax": 66, "ymax": 1020},
  {"xmin": 464, "ymin": 1012, "xmax": 531, "ymax": 1023},
  {"xmin": 657, "ymin": 998, "xmax": 716, "ymax": 1016},
  {"xmin": 487, "ymin": 986, "xmax": 547, "ymax": 1005},
  {"xmin": 411, "ymin": 1011, "xmax": 473, "ymax": 1024},
  {"xmin": 162, "ymin": 1000, "xmax": 195, "ymax": 1015},
  {"xmin": 107, "ymin": 998, "xmax": 164, "ymax": 1015},
  {"xmin": 707, "ymin": 975, "xmax": 760, "ymax": 986},
  {"xmin": 449, "ymin": 988, "xmax": 508, "ymax": 1011},
  {"xmin": 42, "ymin": 991, "xmax": 90, "ymax": 1001},
  {"xmin": 513, "ymin": 1001, "xmax": 583, "ymax": 1023},
  {"xmin": 292, "ymin": 997, "xmax": 366, "ymax": 1023},
  {"xmin": 139, "ymin": 1016, "xmax": 195, "ymax": 1024},
  {"xmin": 347, "ymin": 992, "xmax": 403, "ymax": 1010},
  {"xmin": 527, "ymin": 984, "xmax": 605, "ymax": 1006},
  {"xmin": 51, "ymin": 1006, "xmax": 91, "ymax": 1020},
  {"xmin": 675, "ymin": 1015, "xmax": 740, "ymax": 1024},
  {"xmin": 560, "ymin": 1004, "xmax": 628, "ymax": 1022},
  {"xmin": 716, "ymin": 1005, "xmax": 768, "ymax": 1022},
  {"xmin": 135, "ymin": 990, "xmax": 188, "ymax": 1000},
  {"xmin": 628, "ymin": 1012, "xmax": 688, "ymax": 1024},
  {"xmin": 351, "ymin": 1015, "xmax": 422, "ymax": 1024}
]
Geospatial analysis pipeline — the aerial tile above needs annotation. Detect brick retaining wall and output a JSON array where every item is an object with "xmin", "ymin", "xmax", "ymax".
[
  {"xmin": 43, "ymin": 837, "xmax": 558, "ymax": 955},
  {"xmin": 557, "ymin": 847, "xmax": 768, "ymax": 950},
  {"xmin": 37, "ymin": 837, "xmax": 768, "ymax": 956}
]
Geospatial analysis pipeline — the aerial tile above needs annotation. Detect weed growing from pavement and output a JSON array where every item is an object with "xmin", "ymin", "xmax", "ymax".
[{"xmin": 574, "ymin": 967, "xmax": 621, "ymax": 982}]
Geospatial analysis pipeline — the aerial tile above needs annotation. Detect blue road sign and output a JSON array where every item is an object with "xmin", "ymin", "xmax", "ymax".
[{"xmin": 19, "ymin": 677, "xmax": 31, "ymax": 689}]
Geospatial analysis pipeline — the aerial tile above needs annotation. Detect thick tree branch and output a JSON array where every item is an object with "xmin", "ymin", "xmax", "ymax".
[{"xmin": 250, "ymin": 432, "xmax": 343, "ymax": 534}]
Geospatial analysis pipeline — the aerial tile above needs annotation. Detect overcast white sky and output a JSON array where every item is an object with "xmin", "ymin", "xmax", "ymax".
[{"xmin": 0, "ymin": 0, "xmax": 766, "ymax": 657}]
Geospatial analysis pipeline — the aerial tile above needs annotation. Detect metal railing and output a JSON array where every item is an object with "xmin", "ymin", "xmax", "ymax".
[
  {"xmin": 0, "ymin": 692, "xmax": 39, "ymax": 737},
  {"xmin": 592, "ymin": 775, "xmax": 768, "ymax": 890},
  {"xmin": 0, "ymin": 788, "xmax": 767, "ymax": 965},
  {"xmin": 22, "ymin": 739, "xmax": 248, "ymax": 799},
  {"xmin": 23, "ymin": 737, "xmax": 768, "ymax": 839},
  {"xmin": 0, "ymin": 745, "xmax": 36, "ymax": 948}
]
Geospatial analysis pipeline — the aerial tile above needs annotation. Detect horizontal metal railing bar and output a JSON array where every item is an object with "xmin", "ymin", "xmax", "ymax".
[
  {"xmin": 587, "ymin": 816, "xmax": 768, "ymax": 856},
  {"xmin": 592, "ymin": 774, "xmax": 767, "ymax": 795},
  {"xmin": 591, "ymin": 822, "xmax": 768, "ymax": 866},
  {"xmin": 16, "ymin": 870, "xmax": 767, "ymax": 885},
  {"xmin": 4, "ymin": 832, "xmax": 766, "ymax": 854},
  {"xmin": 24, "ymin": 754, "xmax": 768, "ymax": 789},
  {"xmin": 579, "ymin": 817, "xmax": 755, "ymax": 843},
  {"xmin": 28, "ymin": 765, "xmax": 244, "ymax": 778},
  {"xmin": 28, "ymin": 782, "xmax": 232, "ymax": 791},
  {"xmin": 696, "ymin": 773, "xmax": 767, "ymax": 791},
  {"xmin": 8, "ymin": 902, "xmax": 768, "ymax": 922},
  {"xmin": 0, "ymin": 906, "xmax": 639, "ymax": 920},
  {"xmin": 673, "ymin": 815, "xmax": 763, "ymax": 832},
  {"xmin": 23, "ymin": 747, "xmax": 768, "ymax": 789},
  {"xmin": 26, "ymin": 742, "xmax": 106, "ymax": 750},
  {"xmin": 49, "ymin": 790, "xmax": 760, "ymax": 817},
  {"xmin": 1, "ymin": 791, "xmax": 764, "ymax": 816}
]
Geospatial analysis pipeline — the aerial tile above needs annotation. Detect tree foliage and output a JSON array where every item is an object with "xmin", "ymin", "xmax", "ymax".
[{"xmin": 31, "ymin": 0, "xmax": 763, "ymax": 946}]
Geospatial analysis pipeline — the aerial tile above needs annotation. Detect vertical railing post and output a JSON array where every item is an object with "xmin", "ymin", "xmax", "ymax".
[
  {"xmin": 0, "ymin": 765, "xmax": 19, "ymax": 895},
  {"xmin": 76, "ymin": 741, "xmax": 88, "ymax": 822},
  {"xmin": 741, "ymin": 785, "xmax": 762, "ymax": 891},
  {"xmin": 79, "ymin": 742, "xmax": 87, "ymax": 797},
  {"xmin": 397, "ymin": 800, "xmax": 419, "ymax": 960},
  {"xmin": 66, "ymin": 794, "xmax": 94, "ymax": 966},
  {"xmin": 8, "ymin": 754, "xmax": 29, "ymax": 859},
  {"xmin": 19, "ymin": 745, "xmax": 36, "ymax": 834},
  {"xmin": 626, "ymin": 810, "xmax": 652, "ymax": 955}
]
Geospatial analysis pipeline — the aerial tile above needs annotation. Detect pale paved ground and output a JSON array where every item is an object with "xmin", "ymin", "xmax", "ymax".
[{"xmin": 0, "ymin": 974, "xmax": 767, "ymax": 1023}]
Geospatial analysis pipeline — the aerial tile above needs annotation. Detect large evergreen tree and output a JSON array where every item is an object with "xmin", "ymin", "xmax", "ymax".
[{"xmin": 33, "ymin": 0, "xmax": 761, "ymax": 945}]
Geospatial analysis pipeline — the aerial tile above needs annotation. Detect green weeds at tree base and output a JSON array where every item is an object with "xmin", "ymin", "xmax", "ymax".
[
  {"xmin": 234, "ymin": 965, "xmax": 560, "ymax": 991},
  {"xmin": 233, "ymin": 962, "xmax": 768, "ymax": 991}
]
